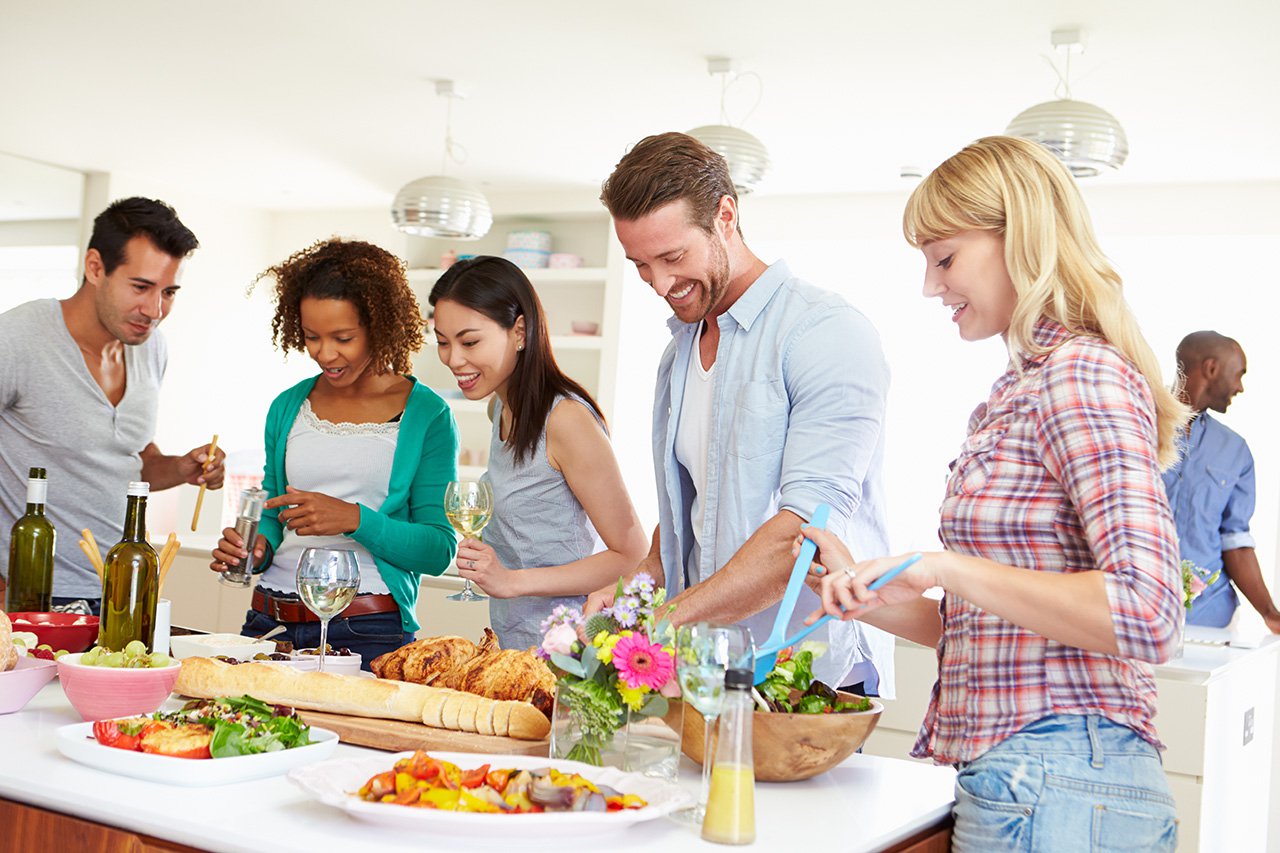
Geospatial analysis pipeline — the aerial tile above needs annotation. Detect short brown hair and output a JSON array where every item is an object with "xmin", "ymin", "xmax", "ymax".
[{"xmin": 600, "ymin": 132, "xmax": 738, "ymax": 234}]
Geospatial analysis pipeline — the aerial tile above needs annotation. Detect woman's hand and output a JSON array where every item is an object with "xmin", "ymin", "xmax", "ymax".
[
  {"xmin": 455, "ymin": 540, "xmax": 519, "ymax": 598},
  {"xmin": 796, "ymin": 526, "xmax": 936, "ymax": 623},
  {"xmin": 265, "ymin": 486, "xmax": 361, "ymax": 536},
  {"xmin": 211, "ymin": 529, "xmax": 266, "ymax": 573}
]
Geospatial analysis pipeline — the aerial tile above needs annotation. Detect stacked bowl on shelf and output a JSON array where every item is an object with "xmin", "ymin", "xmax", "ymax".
[{"xmin": 502, "ymin": 230, "xmax": 552, "ymax": 269}]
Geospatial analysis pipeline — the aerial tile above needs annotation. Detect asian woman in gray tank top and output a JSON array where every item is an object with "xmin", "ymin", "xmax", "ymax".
[{"xmin": 430, "ymin": 257, "xmax": 648, "ymax": 652}]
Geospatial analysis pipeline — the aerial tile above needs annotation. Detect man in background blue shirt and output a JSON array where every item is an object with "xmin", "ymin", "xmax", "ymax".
[
  {"xmin": 1163, "ymin": 331, "xmax": 1280, "ymax": 631},
  {"xmin": 591, "ymin": 132, "xmax": 895, "ymax": 695}
]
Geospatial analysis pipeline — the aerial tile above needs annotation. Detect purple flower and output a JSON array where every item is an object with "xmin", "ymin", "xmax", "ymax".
[{"xmin": 610, "ymin": 595, "xmax": 642, "ymax": 628}]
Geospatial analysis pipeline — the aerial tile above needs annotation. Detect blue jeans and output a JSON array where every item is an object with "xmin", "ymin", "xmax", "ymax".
[
  {"xmin": 951, "ymin": 714, "xmax": 1178, "ymax": 852},
  {"xmin": 241, "ymin": 608, "xmax": 412, "ymax": 673}
]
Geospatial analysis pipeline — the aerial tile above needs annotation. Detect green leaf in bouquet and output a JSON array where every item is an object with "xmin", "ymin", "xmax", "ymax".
[
  {"xmin": 639, "ymin": 693, "xmax": 670, "ymax": 717},
  {"xmin": 550, "ymin": 652, "xmax": 586, "ymax": 678},
  {"xmin": 580, "ymin": 644, "xmax": 602, "ymax": 679}
]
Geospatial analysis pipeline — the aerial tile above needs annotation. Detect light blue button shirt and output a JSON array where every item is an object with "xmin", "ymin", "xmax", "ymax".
[
  {"xmin": 651, "ymin": 260, "xmax": 896, "ymax": 695},
  {"xmin": 1161, "ymin": 411, "xmax": 1256, "ymax": 627}
]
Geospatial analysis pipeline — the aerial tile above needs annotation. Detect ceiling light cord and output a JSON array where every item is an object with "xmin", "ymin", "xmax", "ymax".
[{"xmin": 715, "ymin": 69, "xmax": 764, "ymax": 128}]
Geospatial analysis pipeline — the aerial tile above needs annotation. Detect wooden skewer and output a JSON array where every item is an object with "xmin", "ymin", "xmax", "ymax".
[{"xmin": 191, "ymin": 433, "xmax": 219, "ymax": 532}]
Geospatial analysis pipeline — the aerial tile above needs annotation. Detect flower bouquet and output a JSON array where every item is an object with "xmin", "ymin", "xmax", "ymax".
[
  {"xmin": 1181, "ymin": 560, "xmax": 1221, "ymax": 610},
  {"xmin": 539, "ymin": 574, "xmax": 679, "ymax": 768}
]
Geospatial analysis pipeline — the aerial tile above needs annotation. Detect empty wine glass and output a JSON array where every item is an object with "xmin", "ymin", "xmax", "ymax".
[
  {"xmin": 295, "ymin": 547, "xmax": 359, "ymax": 672},
  {"xmin": 444, "ymin": 479, "xmax": 494, "ymax": 602},
  {"xmin": 676, "ymin": 622, "xmax": 754, "ymax": 824}
]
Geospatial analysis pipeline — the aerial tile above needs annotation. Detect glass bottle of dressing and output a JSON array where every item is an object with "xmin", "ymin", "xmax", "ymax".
[
  {"xmin": 98, "ymin": 481, "xmax": 159, "ymax": 651},
  {"xmin": 701, "ymin": 667, "xmax": 756, "ymax": 845},
  {"xmin": 6, "ymin": 467, "xmax": 56, "ymax": 612}
]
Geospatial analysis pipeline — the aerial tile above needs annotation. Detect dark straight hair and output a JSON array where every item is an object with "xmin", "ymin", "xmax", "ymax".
[
  {"xmin": 428, "ymin": 256, "xmax": 605, "ymax": 464},
  {"xmin": 87, "ymin": 197, "xmax": 199, "ymax": 277}
]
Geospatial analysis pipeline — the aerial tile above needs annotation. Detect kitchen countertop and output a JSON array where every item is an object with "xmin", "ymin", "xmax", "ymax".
[{"xmin": 0, "ymin": 683, "xmax": 956, "ymax": 852}]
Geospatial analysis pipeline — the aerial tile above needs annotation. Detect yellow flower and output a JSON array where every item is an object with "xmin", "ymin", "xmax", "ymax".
[
  {"xmin": 592, "ymin": 631, "xmax": 610, "ymax": 648},
  {"xmin": 618, "ymin": 684, "xmax": 648, "ymax": 711}
]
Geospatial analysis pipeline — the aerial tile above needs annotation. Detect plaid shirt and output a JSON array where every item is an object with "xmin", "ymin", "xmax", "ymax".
[{"xmin": 914, "ymin": 319, "xmax": 1183, "ymax": 765}]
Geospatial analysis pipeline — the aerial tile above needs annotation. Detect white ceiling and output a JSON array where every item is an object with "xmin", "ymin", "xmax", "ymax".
[{"xmin": 2, "ymin": 0, "xmax": 1277, "ymax": 212}]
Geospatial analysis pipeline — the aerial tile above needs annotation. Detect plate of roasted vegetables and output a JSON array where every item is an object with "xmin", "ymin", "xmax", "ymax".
[
  {"xmin": 289, "ymin": 751, "xmax": 693, "ymax": 838},
  {"xmin": 55, "ymin": 695, "xmax": 339, "ymax": 786}
]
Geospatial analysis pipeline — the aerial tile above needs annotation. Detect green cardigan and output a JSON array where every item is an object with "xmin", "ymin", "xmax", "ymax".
[{"xmin": 258, "ymin": 375, "xmax": 459, "ymax": 632}]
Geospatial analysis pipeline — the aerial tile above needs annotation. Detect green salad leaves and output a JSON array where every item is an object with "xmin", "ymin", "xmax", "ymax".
[
  {"xmin": 757, "ymin": 644, "xmax": 873, "ymax": 714},
  {"xmin": 177, "ymin": 696, "xmax": 312, "ymax": 758}
]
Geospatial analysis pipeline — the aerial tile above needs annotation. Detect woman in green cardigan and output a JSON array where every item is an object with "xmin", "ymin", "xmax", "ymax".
[{"xmin": 210, "ymin": 239, "xmax": 458, "ymax": 668}]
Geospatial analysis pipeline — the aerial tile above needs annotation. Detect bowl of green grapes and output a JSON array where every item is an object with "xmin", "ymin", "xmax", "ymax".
[{"xmin": 57, "ymin": 642, "xmax": 180, "ymax": 721}]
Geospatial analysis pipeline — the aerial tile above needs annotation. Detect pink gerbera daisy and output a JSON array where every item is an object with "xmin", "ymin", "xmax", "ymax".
[{"xmin": 612, "ymin": 633, "xmax": 675, "ymax": 691}]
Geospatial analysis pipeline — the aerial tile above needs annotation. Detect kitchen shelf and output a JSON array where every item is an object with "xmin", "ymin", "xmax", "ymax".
[{"xmin": 408, "ymin": 266, "xmax": 608, "ymax": 286}]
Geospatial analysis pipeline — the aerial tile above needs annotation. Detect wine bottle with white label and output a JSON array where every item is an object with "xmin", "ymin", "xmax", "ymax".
[{"xmin": 6, "ymin": 467, "xmax": 56, "ymax": 612}]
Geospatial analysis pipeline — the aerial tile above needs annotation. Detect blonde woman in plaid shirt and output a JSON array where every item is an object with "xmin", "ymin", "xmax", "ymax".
[{"xmin": 801, "ymin": 136, "xmax": 1187, "ymax": 851}]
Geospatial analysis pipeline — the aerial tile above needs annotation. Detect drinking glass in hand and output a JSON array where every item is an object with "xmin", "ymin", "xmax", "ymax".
[
  {"xmin": 676, "ymin": 622, "xmax": 754, "ymax": 824},
  {"xmin": 295, "ymin": 547, "xmax": 360, "ymax": 672},
  {"xmin": 444, "ymin": 480, "xmax": 493, "ymax": 602}
]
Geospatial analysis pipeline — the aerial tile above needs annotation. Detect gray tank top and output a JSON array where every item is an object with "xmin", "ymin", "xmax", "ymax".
[{"xmin": 482, "ymin": 394, "xmax": 605, "ymax": 651}]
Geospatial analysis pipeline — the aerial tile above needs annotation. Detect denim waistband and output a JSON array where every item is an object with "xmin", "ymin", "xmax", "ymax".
[{"xmin": 958, "ymin": 713, "xmax": 1159, "ymax": 771}]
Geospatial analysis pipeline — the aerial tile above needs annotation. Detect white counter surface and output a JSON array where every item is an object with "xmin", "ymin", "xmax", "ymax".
[{"xmin": 0, "ymin": 684, "xmax": 955, "ymax": 852}]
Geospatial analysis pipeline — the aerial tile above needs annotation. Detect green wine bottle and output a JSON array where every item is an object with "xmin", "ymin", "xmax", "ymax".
[
  {"xmin": 6, "ymin": 467, "xmax": 56, "ymax": 612},
  {"xmin": 98, "ymin": 481, "xmax": 159, "ymax": 652}
]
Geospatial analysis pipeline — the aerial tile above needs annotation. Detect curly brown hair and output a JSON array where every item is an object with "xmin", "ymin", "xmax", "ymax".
[{"xmin": 251, "ymin": 238, "xmax": 425, "ymax": 375}]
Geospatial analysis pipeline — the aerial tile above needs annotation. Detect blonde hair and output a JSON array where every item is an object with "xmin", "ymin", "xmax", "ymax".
[{"xmin": 902, "ymin": 136, "xmax": 1188, "ymax": 467}]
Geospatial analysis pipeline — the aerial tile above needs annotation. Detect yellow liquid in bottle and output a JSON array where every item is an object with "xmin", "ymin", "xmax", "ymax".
[{"xmin": 701, "ymin": 762, "xmax": 755, "ymax": 845}]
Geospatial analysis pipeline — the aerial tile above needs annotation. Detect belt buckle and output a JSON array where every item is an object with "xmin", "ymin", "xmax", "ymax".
[{"xmin": 265, "ymin": 593, "xmax": 286, "ymax": 623}]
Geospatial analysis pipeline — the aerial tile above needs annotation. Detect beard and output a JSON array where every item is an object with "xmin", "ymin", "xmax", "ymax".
[{"xmin": 671, "ymin": 234, "xmax": 732, "ymax": 324}]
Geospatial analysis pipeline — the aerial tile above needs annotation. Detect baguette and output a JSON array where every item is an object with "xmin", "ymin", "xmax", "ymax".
[
  {"xmin": 416, "ymin": 690, "xmax": 550, "ymax": 740},
  {"xmin": 175, "ymin": 657, "xmax": 432, "ymax": 722}
]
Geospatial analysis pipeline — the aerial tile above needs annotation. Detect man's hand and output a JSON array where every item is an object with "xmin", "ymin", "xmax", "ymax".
[
  {"xmin": 265, "ymin": 486, "xmax": 360, "ymax": 536},
  {"xmin": 176, "ymin": 443, "xmax": 225, "ymax": 488}
]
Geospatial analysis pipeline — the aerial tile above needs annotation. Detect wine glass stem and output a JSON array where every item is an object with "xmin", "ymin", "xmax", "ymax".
[
  {"xmin": 699, "ymin": 712, "xmax": 717, "ymax": 815},
  {"xmin": 317, "ymin": 617, "xmax": 330, "ymax": 673}
]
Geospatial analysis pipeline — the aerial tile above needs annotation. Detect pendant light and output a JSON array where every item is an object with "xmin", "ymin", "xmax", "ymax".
[
  {"xmin": 391, "ymin": 80, "xmax": 493, "ymax": 240},
  {"xmin": 1006, "ymin": 29, "xmax": 1128, "ymax": 178},
  {"xmin": 687, "ymin": 58, "xmax": 770, "ymax": 194}
]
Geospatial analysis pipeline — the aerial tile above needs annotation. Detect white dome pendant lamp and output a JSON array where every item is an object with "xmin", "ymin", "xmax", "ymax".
[
  {"xmin": 1006, "ymin": 29, "xmax": 1128, "ymax": 178},
  {"xmin": 391, "ymin": 80, "xmax": 493, "ymax": 240},
  {"xmin": 687, "ymin": 57, "xmax": 770, "ymax": 194}
]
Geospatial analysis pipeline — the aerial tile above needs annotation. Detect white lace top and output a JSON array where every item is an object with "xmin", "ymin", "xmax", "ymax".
[{"xmin": 258, "ymin": 399, "xmax": 399, "ymax": 596}]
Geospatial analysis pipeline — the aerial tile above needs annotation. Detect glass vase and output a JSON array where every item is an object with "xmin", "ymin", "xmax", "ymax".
[
  {"xmin": 1174, "ymin": 608, "xmax": 1188, "ymax": 658},
  {"xmin": 549, "ymin": 684, "xmax": 682, "ymax": 782}
]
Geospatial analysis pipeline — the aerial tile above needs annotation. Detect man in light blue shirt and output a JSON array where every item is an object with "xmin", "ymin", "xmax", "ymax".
[
  {"xmin": 594, "ymin": 132, "xmax": 895, "ymax": 695},
  {"xmin": 1163, "ymin": 331, "xmax": 1280, "ymax": 631}
]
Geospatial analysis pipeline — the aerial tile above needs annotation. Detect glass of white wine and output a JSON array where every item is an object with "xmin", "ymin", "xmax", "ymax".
[
  {"xmin": 295, "ymin": 547, "xmax": 360, "ymax": 672},
  {"xmin": 444, "ymin": 479, "xmax": 493, "ymax": 602},
  {"xmin": 676, "ymin": 622, "xmax": 753, "ymax": 825}
]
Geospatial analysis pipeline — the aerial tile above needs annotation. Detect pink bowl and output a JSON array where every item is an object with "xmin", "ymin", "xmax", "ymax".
[
  {"xmin": 56, "ymin": 652, "xmax": 181, "ymax": 721},
  {"xmin": 0, "ymin": 656, "xmax": 59, "ymax": 714}
]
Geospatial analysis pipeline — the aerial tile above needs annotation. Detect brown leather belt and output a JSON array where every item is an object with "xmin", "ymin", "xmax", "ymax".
[{"xmin": 252, "ymin": 589, "xmax": 398, "ymax": 624}]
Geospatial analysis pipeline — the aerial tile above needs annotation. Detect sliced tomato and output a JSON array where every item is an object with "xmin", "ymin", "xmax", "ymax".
[
  {"xmin": 139, "ymin": 723, "xmax": 213, "ymax": 759},
  {"xmin": 405, "ymin": 751, "xmax": 443, "ymax": 782},
  {"xmin": 92, "ymin": 720, "xmax": 143, "ymax": 751},
  {"xmin": 459, "ymin": 764, "xmax": 490, "ymax": 789},
  {"xmin": 486, "ymin": 768, "xmax": 512, "ymax": 791}
]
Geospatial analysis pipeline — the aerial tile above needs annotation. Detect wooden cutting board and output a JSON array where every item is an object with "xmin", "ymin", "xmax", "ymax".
[{"xmin": 298, "ymin": 710, "xmax": 551, "ymax": 757}]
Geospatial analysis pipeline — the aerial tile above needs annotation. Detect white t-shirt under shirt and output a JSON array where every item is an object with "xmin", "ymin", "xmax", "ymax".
[
  {"xmin": 674, "ymin": 324, "xmax": 714, "ymax": 574},
  {"xmin": 257, "ymin": 399, "xmax": 395, "ymax": 596}
]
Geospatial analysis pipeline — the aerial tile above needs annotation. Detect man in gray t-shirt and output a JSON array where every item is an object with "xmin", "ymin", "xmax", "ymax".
[{"xmin": 0, "ymin": 198, "xmax": 225, "ymax": 605}]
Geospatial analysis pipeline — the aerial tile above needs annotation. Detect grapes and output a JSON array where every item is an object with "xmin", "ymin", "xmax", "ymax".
[{"xmin": 78, "ymin": 644, "xmax": 174, "ymax": 668}]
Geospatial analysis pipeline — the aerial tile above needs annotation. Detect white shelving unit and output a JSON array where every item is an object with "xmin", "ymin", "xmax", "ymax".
[{"xmin": 404, "ymin": 209, "xmax": 624, "ymax": 480}]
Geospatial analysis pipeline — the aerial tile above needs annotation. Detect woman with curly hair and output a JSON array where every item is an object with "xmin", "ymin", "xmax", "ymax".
[
  {"xmin": 210, "ymin": 238, "xmax": 458, "ymax": 667},
  {"xmin": 430, "ymin": 256, "xmax": 647, "ymax": 651}
]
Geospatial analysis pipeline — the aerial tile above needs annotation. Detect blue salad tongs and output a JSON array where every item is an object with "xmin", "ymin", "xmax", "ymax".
[{"xmin": 752, "ymin": 503, "xmax": 922, "ymax": 684}]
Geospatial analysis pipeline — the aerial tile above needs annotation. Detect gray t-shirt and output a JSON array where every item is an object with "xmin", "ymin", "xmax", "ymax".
[{"xmin": 0, "ymin": 299, "xmax": 166, "ymax": 598}]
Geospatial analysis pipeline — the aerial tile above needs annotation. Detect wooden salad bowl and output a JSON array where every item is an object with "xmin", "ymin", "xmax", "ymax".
[{"xmin": 664, "ymin": 691, "xmax": 883, "ymax": 782}]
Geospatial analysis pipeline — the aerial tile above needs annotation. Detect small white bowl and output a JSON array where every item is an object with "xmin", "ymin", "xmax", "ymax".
[
  {"xmin": 169, "ymin": 633, "xmax": 276, "ymax": 661},
  {"xmin": 291, "ymin": 650, "xmax": 362, "ymax": 676},
  {"xmin": 570, "ymin": 320, "xmax": 600, "ymax": 336}
]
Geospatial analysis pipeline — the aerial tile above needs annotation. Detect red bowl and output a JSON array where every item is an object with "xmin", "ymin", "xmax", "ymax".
[
  {"xmin": 56, "ymin": 652, "xmax": 181, "ymax": 721},
  {"xmin": 7, "ymin": 612, "xmax": 100, "ymax": 653},
  {"xmin": 0, "ymin": 656, "xmax": 59, "ymax": 714}
]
